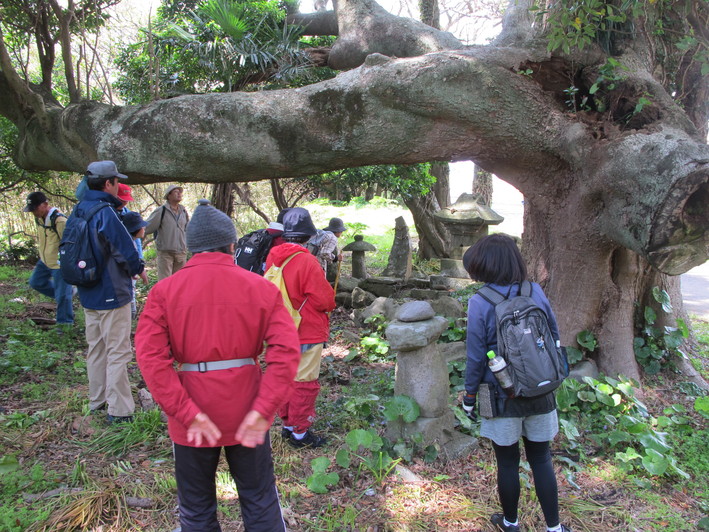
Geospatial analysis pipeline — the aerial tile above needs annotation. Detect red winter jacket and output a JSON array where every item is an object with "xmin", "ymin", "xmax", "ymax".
[
  {"xmin": 265, "ymin": 242, "xmax": 335, "ymax": 344},
  {"xmin": 135, "ymin": 252, "xmax": 300, "ymax": 447}
]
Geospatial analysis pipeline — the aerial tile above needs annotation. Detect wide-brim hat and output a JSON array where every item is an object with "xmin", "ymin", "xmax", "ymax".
[
  {"xmin": 164, "ymin": 185, "xmax": 184, "ymax": 200},
  {"xmin": 87, "ymin": 160, "xmax": 127, "ymax": 179},
  {"xmin": 23, "ymin": 191, "xmax": 48, "ymax": 212},
  {"xmin": 282, "ymin": 207, "xmax": 317, "ymax": 238},
  {"xmin": 324, "ymin": 217, "xmax": 346, "ymax": 233},
  {"xmin": 117, "ymin": 183, "xmax": 134, "ymax": 202},
  {"xmin": 122, "ymin": 211, "xmax": 148, "ymax": 234}
]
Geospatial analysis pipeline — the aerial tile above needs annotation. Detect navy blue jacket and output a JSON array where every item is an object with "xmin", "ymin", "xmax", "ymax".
[
  {"xmin": 73, "ymin": 190, "xmax": 144, "ymax": 310},
  {"xmin": 465, "ymin": 281, "xmax": 560, "ymax": 417}
]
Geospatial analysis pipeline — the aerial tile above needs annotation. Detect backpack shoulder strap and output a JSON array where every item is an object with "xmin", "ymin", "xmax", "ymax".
[
  {"xmin": 84, "ymin": 201, "xmax": 110, "ymax": 220},
  {"xmin": 159, "ymin": 205, "xmax": 166, "ymax": 228},
  {"xmin": 280, "ymin": 251, "xmax": 303, "ymax": 269},
  {"xmin": 49, "ymin": 210, "xmax": 65, "ymax": 237},
  {"xmin": 477, "ymin": 284, "xmax": 506, "ymax": 306},
  {"xmin": 520, "ymin": 280, "xmax": 533, "ymax": 297}
]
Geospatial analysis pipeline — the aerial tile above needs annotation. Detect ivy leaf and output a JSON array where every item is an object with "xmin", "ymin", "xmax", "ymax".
[
  {"xmin": 345, "ymin": 429, "xmax": 382, "ymax": 452},
  {"xmin": 641, "ymin": 449, "xmax": 669, "ymax": 476},
  {"xmin": 335, "ymin": 448, "xmax": 350, "ymax": 469},
  {"xmin": 608, "ymin": 430, "xmax": 631, "ymax": 446},
  {"xmin": 310, "ymin": 456, "xmax": 331, "ymax": 474},
  {"xmin": 651, "ymin": 287, "xmax": 673, "ymax": 313},
  {"xmin": 576, "ymin": 330, "xmax": 597, "ymax": 351},
  {"xmin": 615, "ymin": 447, "xmax": 641, "ymax": 462},
  {"xmin": 306, "ymin": 471, "xmax": 339, "ymax": 493},
  {"xmin": 383, "ymin": 395, "xmax": 420, "ymax": 423},
  {"xmin": 0, "ymin": 454, "xmax": 19, "ymax": 474},
  {"xmin": 643, "ymin": 306, "xmax": 657, "ymax": 325}
]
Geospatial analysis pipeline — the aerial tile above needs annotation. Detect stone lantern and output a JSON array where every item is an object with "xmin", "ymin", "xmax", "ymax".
[
  {"xmin": 342, "ymin": 235, "xmax": 377, "ymax": 279},
  {"xmin": 433, "ymin": 193, "xmax": 504, "ymax": 278}
]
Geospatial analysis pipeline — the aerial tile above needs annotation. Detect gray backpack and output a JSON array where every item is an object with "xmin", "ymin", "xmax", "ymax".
[{"xmin": 478, "ymin": 281, "xmax": 568, "ymax": 398}]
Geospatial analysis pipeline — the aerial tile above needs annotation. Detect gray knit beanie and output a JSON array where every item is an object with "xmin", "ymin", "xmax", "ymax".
[{"xmin": 186, "ymin": 199, "xmax": 237, "ymax": 253}]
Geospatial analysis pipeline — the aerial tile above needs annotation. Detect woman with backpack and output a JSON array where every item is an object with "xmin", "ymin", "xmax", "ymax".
[{"xmin": 462, "ymin": 234, "xmax": 572, "ymax": 532}]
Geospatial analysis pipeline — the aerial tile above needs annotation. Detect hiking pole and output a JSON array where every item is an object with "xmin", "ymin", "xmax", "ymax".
[
  {"xmin": 328, "ymin": 258, "xmax": 343, "ymax": 319},
  {"xmin": 333, "ymin": 257, "xmax": 342, "ymax": 294}
]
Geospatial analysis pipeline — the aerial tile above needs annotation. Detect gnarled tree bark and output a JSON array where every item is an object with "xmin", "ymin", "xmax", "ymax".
[{"xmin": 1, "ymin": 0, "xmax": 708, "ymax": 384}]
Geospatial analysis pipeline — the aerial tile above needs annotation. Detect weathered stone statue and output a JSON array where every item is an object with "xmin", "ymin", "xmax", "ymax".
[{"xmin": 385, "ymin": 301, "xmax": 477, "ymax": 460}]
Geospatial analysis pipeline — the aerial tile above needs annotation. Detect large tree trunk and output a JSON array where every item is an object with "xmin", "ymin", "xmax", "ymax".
[
  {"xmin": 472, "ymin": 165, "xmax": 492, "ymax": 206},
  {"xmin": 403, "ymin": 193, "xmax": 450, "ymax": 259},
  {"xmin": 210, "ymin": 182, "xmax": 234, "ymax": 216},
  {"xmin": 1, "ymin": 0, "xmax": 708, "ymax": 383},
  {"xmin": 430, "ymin": 161, "xmax": 450, "ymax": 208}
]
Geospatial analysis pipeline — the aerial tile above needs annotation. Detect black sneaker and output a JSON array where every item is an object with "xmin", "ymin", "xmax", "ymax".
[
  {"xmin": 281, "ymin": 427, "xmax": 293, "ymax": 440},
  {"xmin": 107, "ymin": 414, "xmax": 134, "ymax": 424},
  {"xmin": 288, "ymin": 430, "xmax": 327, "ymax": 448},
  {"xmin": 559, "ymin": 526, "xmax": 572, "ymax": 532},
  {"xmin": 90, "ymin": 403, "xmax": 107, "ymax": 414},
  {"xmin": 490, "ymin": 513, "xmax": 520, "ymax": 532}
]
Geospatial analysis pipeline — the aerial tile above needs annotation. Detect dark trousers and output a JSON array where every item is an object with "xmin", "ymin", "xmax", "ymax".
[
  {"xmin": 174, "ymin": 436, "xmax": 285, "ymax": 532},
  {"xmin": 492, "ymin": 437, "xmax": 560, "ymax": 528}
]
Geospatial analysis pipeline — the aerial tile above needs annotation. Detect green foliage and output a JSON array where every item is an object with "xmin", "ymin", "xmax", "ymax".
[
  {"xmin": 81, "ymin": 409, "xmax": 170, "ymax": 456},
  {"xmin": 0, "ymin": 326, "xmax": 78, "ymax": 384},
  {"xmin": 115, "ymin": 0, "xmax": 323, "ymax": 103},
  {"xmin": 448, "ymin": 359, "xmax": 466, "ymax": 393},
  {"xmin": 538, "ymin": 0, "xmax": 630, "ymax": 54},
  {"xmin": 304, "ymin": 164, "xmax": 436, "ymax": 204},
  {"xmin": 306, "ymin": 456, "xmax": 339, "ymax": 494},
  {"xmin": 337, "ymin": 428, "xmax": 401, "ymax": 484},
  {"xmin": 382, "ymin": 395, "xmax": 420, "ymax": 423},
  {"xmin": 0, "ymin": 461, "xmax": 56, "ymax": 531},
  {"xmin": 695, "ymin": 396, "xmax": 709, "ymax": 418},
  {"xmin": 359, "ymin": 314, "xmax": 391, "ymax": 362},
  {"xmin": 440, "ymin": 318, "xmax": 466, "ymax": 343},
  {"xmin": 565, "ymin": 329, "xmax": 597, "ymax": 365},
  {"xmin": 633, "ymin": 287, "xmax": 689, "ymax": 374},
  {"xmin": 558, "ymin": 375, "xmax": 692, "ymax": 479}
]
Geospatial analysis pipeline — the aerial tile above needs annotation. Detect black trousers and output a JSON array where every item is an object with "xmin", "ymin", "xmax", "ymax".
[
  {"xmin": 492, "ymin": 437, "xmax": 560, "ymax": 528},
  {"xmin": 174, "ymin": 435, "xmax": 285, "ymax": 532}
]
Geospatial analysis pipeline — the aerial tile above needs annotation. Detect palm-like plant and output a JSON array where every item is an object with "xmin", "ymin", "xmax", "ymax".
[{"xmin": 165, "ymin": 0, "xmax": 311, "ymax": 91}]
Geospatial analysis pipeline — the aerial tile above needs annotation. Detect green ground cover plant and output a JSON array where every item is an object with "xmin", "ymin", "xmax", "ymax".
[{"xmin": 0, "ymin": 200, "xmax": 707, "ymax": 530}]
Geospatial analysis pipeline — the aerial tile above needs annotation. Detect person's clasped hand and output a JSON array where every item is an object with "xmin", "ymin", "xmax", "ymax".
[
  {"xmin": 462, "ymin": 394, "xmax": 477, "ymax": 422},
  {"xmin": 187, "ymin": 412, "xmax": 222, "ymax": 446}
]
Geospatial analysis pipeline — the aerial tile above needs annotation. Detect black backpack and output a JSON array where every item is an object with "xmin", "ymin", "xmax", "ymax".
[
  {"xmin": 234, "ymin": 229, "xmax": 275, "ymax": 275},
  {"xmin": 59, "ymin": 202, "xmax": 110, "ymax": 287},
  {"xmin": 478, "ymin": 281, "xmax": 569, "ymax": 398}
]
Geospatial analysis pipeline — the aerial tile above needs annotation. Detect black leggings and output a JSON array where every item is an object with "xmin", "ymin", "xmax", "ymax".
[{"xmin": 492, "ymin": 437, "xmax": 559, "ymax": 528}]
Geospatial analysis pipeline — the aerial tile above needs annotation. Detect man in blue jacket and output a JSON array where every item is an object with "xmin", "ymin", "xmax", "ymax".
[{"xmin": 73, "ymin": 160, "xmax": 145, "ymax": 423}]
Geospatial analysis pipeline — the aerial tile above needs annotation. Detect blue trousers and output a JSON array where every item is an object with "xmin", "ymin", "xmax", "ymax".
[
  {"xmin": 28, "ymin": 261, "xmax": 74, "ymax": 325},
  {"xmin": 174, "ymin": 436, "xmax": 286, "ymax": 532}
]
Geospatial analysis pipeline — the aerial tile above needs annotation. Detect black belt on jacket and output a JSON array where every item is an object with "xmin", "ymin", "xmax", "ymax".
[{"xmin": 178, "ymin": 358, "xmax": 255, "ymax": 373}]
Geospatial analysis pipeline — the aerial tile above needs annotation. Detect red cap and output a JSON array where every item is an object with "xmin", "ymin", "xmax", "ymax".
[{"xmin": 117, "ymin": 183, "xmax": 134, "ymax": 202}]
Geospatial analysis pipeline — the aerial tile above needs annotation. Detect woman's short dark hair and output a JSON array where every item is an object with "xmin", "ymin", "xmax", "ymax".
[{"xmin": 463, "ymin": 234, "xmax": 527, "ymax": 285}]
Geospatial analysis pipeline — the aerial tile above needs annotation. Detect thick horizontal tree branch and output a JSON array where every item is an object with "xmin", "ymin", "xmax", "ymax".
[{"xmin": 286, "ymin": 11, "xmax": 339, "ymax": 35}]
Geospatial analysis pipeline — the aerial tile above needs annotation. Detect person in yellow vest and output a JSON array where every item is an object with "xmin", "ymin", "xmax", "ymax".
[{"xmin": 24, "ymin": 191, "xmax": 74, "ymax": 327}]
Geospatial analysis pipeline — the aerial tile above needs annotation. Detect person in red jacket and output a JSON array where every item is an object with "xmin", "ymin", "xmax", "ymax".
[
  {"xmin": 135, "ymin": 199, "xmax": 300, "ymax": 532},
  {"xmin": 265, "ymin": 207, "xmax": 336, "ymax": 448}
]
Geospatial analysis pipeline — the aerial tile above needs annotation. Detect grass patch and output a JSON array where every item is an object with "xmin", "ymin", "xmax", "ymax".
[
  {"xmin": 0, "ymin": 201, "xmax": 708, "ymax": 531},
  {"xmin": 80, "ymin": 408, "xmax": 171, "ymax": 456}
]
